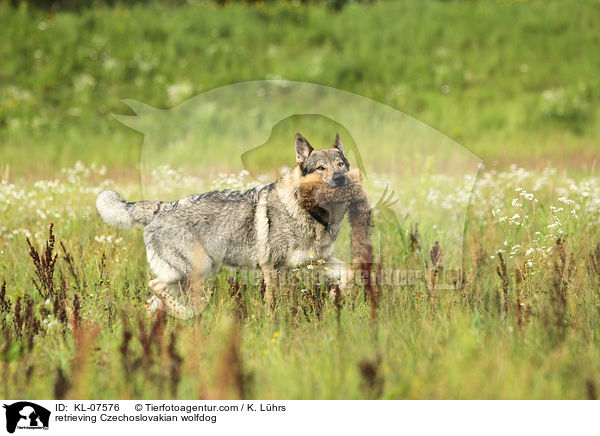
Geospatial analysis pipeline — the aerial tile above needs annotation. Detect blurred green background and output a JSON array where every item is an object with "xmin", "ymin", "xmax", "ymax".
[{"xmin": 1, "ymin": 0, "xmax": 599, "ymax": 177}]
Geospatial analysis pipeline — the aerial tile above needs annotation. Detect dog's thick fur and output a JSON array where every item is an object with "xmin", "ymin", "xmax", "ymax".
[{"xmin": 96, "ymin": 133, "xmax": 372, "ymax": 319}]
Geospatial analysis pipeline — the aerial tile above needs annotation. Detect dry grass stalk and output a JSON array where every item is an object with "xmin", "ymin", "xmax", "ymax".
[
  {"xmin": 23, "ymin": 294, "xmax": 41, "ymax": 351},
  {"xmin": 99, "ymin": 252, "xmax": 107, "ymax": 283},
  {"xmin": 0, "ymin": 281, "xmax": 10, "ymax": 314},
  {"xmin": 54, "ymin": 277, "xmax": 69, "ymax": 327},
  {"xmin": 549, "ymin": 238, "xmax": 574, "ymax": 339},
  {"xmin": 515, "ymin": 267, "xmax": 524, "ymax": 332},
  {"xmin": 466, "ymin": 238, "xmax": 487, "ymax": 307},
  {"xmin": 554, "ymin": 238, "xmax": 575, "ymax": 300},
  {"xmin": 27, "ymin": 223, "xmax": 58, "ymax": 300},
  {"xmin": 305, "ymin": 279, "xmax": 327, "ymax": 321},
  {"xmin": 228, "ymin": 277, "xmax": 247, "ymax": 322},
  {"xmin": 428, "ymin": 241, "xmax": 443, "ymax": 298},
  {"xmin": 71, "ymin": 294, "xmax": 81, "ymax": 333},
  {"xmin": 60, "ymin": 241, "xmax": 87, "ymax": 290},
  {"xmin": 12, "ymin": 297, "xmax": 23, "ymax": 338},
  {"xmin": 589, "ymin": 242, "xmax": 600, "ymax": 285},
  {"xmin": 496, "ymin": 252, "xmax": 510, "ymax": 313},
  {"xmin": 0, "ymin": 281, "xmax": 11, "ymax": 333}
]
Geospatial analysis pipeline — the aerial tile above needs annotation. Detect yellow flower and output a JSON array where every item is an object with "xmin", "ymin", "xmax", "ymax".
[
  {"xmin": 274, "ymin": 332, "xmax": 279, "ymax": 338},
  {"xmin": 270, "ymin": 338, "xmax": 276, "ymax": 343}
]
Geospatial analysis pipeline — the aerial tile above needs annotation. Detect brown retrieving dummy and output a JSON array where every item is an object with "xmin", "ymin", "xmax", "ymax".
[{"xmin": 295, "ymin": 168, "xmax": 374, "ymax": 271}]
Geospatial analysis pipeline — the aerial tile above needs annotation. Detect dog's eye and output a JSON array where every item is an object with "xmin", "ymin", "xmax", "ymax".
[
  {"xmin": 317, "ymin": 165, "xmax": 326, "ymax": 171},
  {"xmin": 337, "ymin": 161, "xmax": 345, "ymax": 167}
]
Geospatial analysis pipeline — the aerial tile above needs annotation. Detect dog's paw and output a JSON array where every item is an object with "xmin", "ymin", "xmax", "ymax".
[
  {"xmin": 145, "ymin": 295, "xmax": 165, "ymax": 318},
  {"xmin": 152, "ymin": 286, "xmax": 196, "ymax": 320},
  {"xmin": 148, "ymin": 279, "xmax": 166, "ymax": 292}
]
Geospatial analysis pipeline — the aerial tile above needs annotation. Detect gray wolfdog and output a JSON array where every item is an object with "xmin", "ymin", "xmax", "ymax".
[{"xmin": 96, "ymin": 133, "xmax": 371, "ymax": 319}]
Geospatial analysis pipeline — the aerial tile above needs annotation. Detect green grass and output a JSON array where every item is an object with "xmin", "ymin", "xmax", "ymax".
[
  {"xmin": 1, "ymin": 0, "xmax": 600, "ymax": 177},
  {"xmin": 1, "ymin": 162, "xmax": 600, "ymax": 399}
]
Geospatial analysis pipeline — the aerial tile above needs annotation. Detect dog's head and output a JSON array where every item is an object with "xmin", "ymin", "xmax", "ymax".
[{"xmin": 295, "ymin": 133, "xmax": 350, "ymax": 188}]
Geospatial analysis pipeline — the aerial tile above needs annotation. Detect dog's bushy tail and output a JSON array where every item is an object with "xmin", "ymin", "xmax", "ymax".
[{"xmin": 96, "ymin": 190, "xmax": 161, "ymax": 228}]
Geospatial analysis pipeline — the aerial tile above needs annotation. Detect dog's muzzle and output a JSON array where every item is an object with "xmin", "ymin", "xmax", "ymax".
[{"xmin": 332, "ymin": 172, "xmax": 348, "ymax": 187}]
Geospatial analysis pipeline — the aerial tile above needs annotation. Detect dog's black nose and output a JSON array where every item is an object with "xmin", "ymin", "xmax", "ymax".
[{"xmin": 332, "ymin": 172, "xmax": 347, "ymax": 187}]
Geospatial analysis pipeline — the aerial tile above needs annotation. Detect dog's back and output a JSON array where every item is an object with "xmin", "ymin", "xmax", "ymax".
[{"xmin": 97, "ymin": 184, "xmax": 276, "ymax": 270}]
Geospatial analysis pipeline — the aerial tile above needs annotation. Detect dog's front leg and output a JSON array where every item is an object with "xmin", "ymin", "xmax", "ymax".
[{"xmin": 260, "ymin": 264, "xmax": 279, "ymax": 311}]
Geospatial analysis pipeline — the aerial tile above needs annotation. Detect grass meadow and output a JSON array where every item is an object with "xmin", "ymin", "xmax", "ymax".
[{"xmin": 1, "ymin": 0, "xmax": 600, "ymax": 399}]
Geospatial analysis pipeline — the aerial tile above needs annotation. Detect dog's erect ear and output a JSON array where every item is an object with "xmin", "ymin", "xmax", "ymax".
[
  {"xmin": 295, "ymin": 133, "xmax": 314, "ymax": 166},
  {"xmin": 333, "ymin": 133, "xmax": 345, "ymax": 155}
]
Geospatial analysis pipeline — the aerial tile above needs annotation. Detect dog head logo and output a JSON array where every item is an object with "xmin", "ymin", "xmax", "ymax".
[{"xmin": 3, "ymin": 402, "xmax": 50, "ymax": 433}]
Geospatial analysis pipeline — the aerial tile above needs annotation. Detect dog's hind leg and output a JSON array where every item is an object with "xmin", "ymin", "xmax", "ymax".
[
  {"xmin": 146, "ymin": 243, "xmax": 215, "ymax": 319},
  {"xmin": 148, "ymin": 279, "xmax": 207, "ymax": 320}
]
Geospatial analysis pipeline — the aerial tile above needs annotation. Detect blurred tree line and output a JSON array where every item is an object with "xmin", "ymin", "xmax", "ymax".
[{"xmin": 6, "ymin": 0, "xmax": 375, "ymax": 12}]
